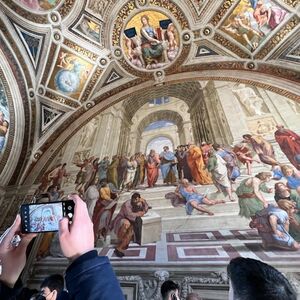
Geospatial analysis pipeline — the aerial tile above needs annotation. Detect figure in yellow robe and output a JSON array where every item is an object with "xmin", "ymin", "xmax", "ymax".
[{"xmin": 187, "ymin": 145, "xmax": 213, "ymax": 184}]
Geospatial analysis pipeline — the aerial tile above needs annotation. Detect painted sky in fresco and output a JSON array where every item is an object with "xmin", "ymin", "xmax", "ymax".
[
  {"xmin": 144, "ymin": 120, "xmax": 175, "ymax": 131},
  {"xmin": 146, "ymin": 136, "xmax": 174, "ymax": 155}
]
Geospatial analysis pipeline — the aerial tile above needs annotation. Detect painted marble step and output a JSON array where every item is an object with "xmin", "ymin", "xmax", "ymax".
[{"xmin": 161, "ymin": 213, "xmax": 250, "ymax": 232}]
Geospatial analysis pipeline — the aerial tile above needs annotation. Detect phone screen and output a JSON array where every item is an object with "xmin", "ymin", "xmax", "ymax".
[{"xmin": 21, "ymin": 200, "xmax": 74, "ymax": 233}]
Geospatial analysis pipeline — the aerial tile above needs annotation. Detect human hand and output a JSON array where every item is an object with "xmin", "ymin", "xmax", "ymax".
[
  {"xmin": 59, "ymin": 194, "xmax": 94, "ymax": 261},
  {"xmin": 263, "ymin": 201, "xmax": 268, "ymax": 208},
  {"xmin": 0, "ymin": 215, "xmax": 36, "ymax": 288}
]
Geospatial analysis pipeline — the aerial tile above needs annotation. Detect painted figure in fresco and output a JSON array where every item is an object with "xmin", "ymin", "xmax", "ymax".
[
  {"xmin": 48, "ymin": 163, "xmax": 68, "ymax": 189},
  {"xmin": 78, "ymin": 19, "xmax": 100, "ymax": 43},
  {"xmin": 107, "ymin": 155, "xmax": 119, "ymax": 189},
  {"xmin": 84, "ymin": 178, "xmax": 99, "ymax": 218},
  {"xmin": 187, "ymin": 144, "xmax": 213, "ymax": 185},
  {"xmin": 252, "ymin": 0, "xmax": 287, "ymax": 30},
  {"xmin": 212, "ymin": 144, "xmax": 240, "ymax": 182},
  {"xmin": 125, "ymin": 36, "xmax": 145, "ymax": 68},
  {"xmin": 165, "ymin": 23, "xmax": 179, "ymax": 61},
  {"xmin": 233, "ymin": 143, "xmax": 260, "ymax": 175},
  {"xmin": 207, "ymin": 148, "xmax": 235, "ymax": 201},
  {"xmin": 159, "ymin": 146, "xmax": 177, "ymax": 185},
  {"xmin": 55, "ymin": 54, "xmax": 89, "ymax": 94},
  {"xmin": 0, "ymin": 110, "xmax": 9, "ymax": 152},
  {"xmin": 250, "ymin": 204, "xmax": 300, "ymax": 250},
  {"xmin": 176, "ymin": 179, "xmax": 225, "ymax": 216},
  {"xmin": 277, "ymin": 200, "xmax": 300, "ymax": 242},
  {"xmin": 222, "ymin": 13, "xmax": 263, "ymax": 50},
  {"xmin": 117, "ymin": 155, "xmax": 128, "ymax": 189},
  {"xmin": 274, "ymin": 182, "xmax": 300, "ymax": 208},
  {"xmin": 146, "ymin": 149, "xmax": 160, "ymax": 188},
  {"xmin": 19, "ymin": 0, "xmax": 60, "ymax": 11},
  {"xmin": 236, "ymin": 172, "xmax": 272, "ymax": 218},
  {"xmin": 140, "ymin": 14, "xmax": 168, "ymax": 68},
  {"xmin": 97, "ymin": 156, "xmax": 110, "ymax": 183},
  {"xmin": 280, "ymin": 165, "xmax": 300, "ymax": 194},
  {"xmin": 92, "ymin": 181, "xmax": 118, "ymax": 242},
  {"xmin": 275, "ymin": 125, "xmax": 300, "ymax": 170},
  {"xmin": 111, "ymin": 192, "xmax": 149, "ymax": 257},
  {"xmin": 242, "ymin": 134, "xmax": 280, "ymax": 166},
  {"xmin": 123, "ymin": 155, "xmax": 137, "ymax": 191}
]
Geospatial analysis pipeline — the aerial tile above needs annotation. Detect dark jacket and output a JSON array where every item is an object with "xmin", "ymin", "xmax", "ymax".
[
  {"xmin": 1, "ymin": 251, "xmax": 124, "ymax": 300},
  {"xmin": 65, "ymin": 250, "xmax": 124, "ymax": 300}
]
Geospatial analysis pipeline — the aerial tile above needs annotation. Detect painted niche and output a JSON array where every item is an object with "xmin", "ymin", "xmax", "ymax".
[
  {"xmin": 15, "ymin": 0, "xmax": 62, "ymax": 12},
  {"xmin": 123, "ymin": 10, "xmax": 180, "ymax": 70},
  {"xmin": 221, "ymin": 0, "xmax": 288, "ymax": 51},
  {"xmin": 0, "ymin": 78, "xmax": 10, "ymax": 154},
  {"xmin": 48, "ymin": 49, "xmax": 94, "ymax": 100}
]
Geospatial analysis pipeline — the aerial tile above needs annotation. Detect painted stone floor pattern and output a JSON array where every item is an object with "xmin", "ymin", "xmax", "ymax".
[{"xmin": 99, "ymin": 229, "xmax": 300, "ymax": 268}]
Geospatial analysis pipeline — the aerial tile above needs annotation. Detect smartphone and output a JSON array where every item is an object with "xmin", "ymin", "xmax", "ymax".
[{"xmin": 20, "ymin": 200, "xmax": 75, "ymax": 233}]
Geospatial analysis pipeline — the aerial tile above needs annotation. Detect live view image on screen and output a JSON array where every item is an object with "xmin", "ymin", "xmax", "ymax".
[{"xmin": 29, "ymin": 203, "xmax": 63, "ymax": 232}]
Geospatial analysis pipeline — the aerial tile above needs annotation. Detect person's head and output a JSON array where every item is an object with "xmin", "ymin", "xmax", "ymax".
[
  {"xmin": 131, "ymin": 192, "xmax": 141, "ymax": 204},
  {"xmin": 186, "ymin": 292, "xmax": 202, "ymax": 300},
  {"xmin": 276, "ymin": 124, "xmax": 284, "ymax": 130},
  {"xmin": 182, "ymin": 178, "xmax": 189, "ymax": 187},
  {"xmin": 141, "ymin": 14, "xmax": 149, "ymax": 26},
  {"xmin": 161, "ymin": 280, "xmax": 180, "ymax": 300},
  {"xmin": 274, "ymin": 182, "xmax": 289, "ymax": 195},
  {"xmin": 163, "ymin": 146, "xmax": 169, "ymax": 151},
  {"xmin": 39, "ymin": 274, "xmax": 64, "ymax": 300},
  {"xmin": 150, "ymin": 149, "xmax": 155, "ymax": 155},
  {"xmin": 255, "ymin": 172, "xmax": 272, "ymax": 182},
  {"xmin": 278, "ymin": 199, "xmax": 296, "ymax": 215},
  {"xmin": 281, "ymin": 165, "xmax": 294, "ymax": 177},
  {"xmin": 227, "ymin": 257, "xmax": 296, "ymax": 300},
  {"xmin": 212, "ymin": 143, "xmax": 221, "ymax": 151},
  {"xmin": 242, "ymin": 134, "xmax": 252, "ymax": 141}
]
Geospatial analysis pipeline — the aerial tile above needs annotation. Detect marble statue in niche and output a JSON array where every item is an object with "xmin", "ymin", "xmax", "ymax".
[
  {"xmin": 79, "ymin": 118, "xmax": 98, "ymax": 149},
  {"xmin": 232, "ymin": 84, "xmax": 269, "ymax": 117}
]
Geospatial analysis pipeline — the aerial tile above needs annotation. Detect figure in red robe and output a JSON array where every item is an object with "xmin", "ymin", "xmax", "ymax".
[{"xmin": 275, "ymin": 125, "xmax": 300, "ymax": 170}]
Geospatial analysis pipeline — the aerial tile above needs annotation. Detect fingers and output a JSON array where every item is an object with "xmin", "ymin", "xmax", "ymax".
[
  {"xmin": 1, "ymin": 215, "xmax": 21, "ymax": 247},
  {"xmin": 68, "ymin": 194, "xmax": 90, "ymax": 222},
  {"xmin": 59, "ymin": 217, "xmax": 70, "ymax": 239},
  {"xmin": 16, "ymin": 233, "xmax": 37, "ymax": 254}
]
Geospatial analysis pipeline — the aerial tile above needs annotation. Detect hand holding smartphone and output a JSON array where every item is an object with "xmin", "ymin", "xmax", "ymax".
[{"xmin": 20, "ymin": 200, "xmax": 75, "ymax": 233}]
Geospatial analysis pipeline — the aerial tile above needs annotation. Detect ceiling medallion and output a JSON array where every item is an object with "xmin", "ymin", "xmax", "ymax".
[
  {"xmin": 203, "ymin": 27, "xmax": 211, "ymax": 36},
  {"xmin": 122, "ymin": 10, "xmax": 181, "ymax": 71},
  {"xmin": 99, "ymin": 57, "xmax": 108, "ymax": 66}
]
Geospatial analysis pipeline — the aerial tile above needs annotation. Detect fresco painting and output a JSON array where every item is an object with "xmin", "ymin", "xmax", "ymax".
[
  {"xmin": 75, "ymin": 16, "xmax": 101, "ymax": 44},
  {"xmin": 221, "ymin": 0, "xmax": 288, "ymax": 51},
  {"xmin": 0, "ymin": 79, "xmax": 9, "ymax": 154},
  {"xmin": 16, "ymin": 0, "xmax": 62, "ymax": 11},
  {"xmin": 123, "ymin": 10, "xmax": 180, "ymax": 70},
  {"xmin": 48, "ymin": 49, "xmax": 94, "ymax": 100}
]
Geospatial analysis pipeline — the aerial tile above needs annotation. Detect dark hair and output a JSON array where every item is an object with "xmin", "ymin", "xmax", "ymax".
[
  {"xmin": 40, "ymin": 274, "xmax": 64, "ymax": 293},
  {"xmin": 131, "ymin": 192, "xmax": 141, "ymax": 200},
  {"xmin": 212, "ymin": 143, "xmax": 221, "ymax": 151},
  {"xmin": 227, "ymin": 257, "xmax": 296, "ymax": 300},
  {"xmin": 161, "ymin": 280, "xmax": 179, "ymax": 299},
  {"xmin": 242, "ymin": 134, "xmax": 252, "ymax": 139}
]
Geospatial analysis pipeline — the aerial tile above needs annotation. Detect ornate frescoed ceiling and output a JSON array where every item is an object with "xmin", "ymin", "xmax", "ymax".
[{"xmin": 0, "ymin": 0, "xmax": 299, "ymax": 188}]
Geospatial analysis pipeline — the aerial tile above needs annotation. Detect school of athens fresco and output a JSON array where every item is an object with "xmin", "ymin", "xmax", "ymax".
[{"xmin": 0, "ymin": 0, "xmax": 299, "ymax": 296}]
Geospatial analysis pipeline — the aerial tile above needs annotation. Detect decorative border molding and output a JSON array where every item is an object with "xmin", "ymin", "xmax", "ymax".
[
  {"xmin": 210, "ymin": 0, "xmax": 236, "ymax": 27},
  {"xmin": 255, "ymin": 16, "xmax": 300, "ymax": 59}
]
